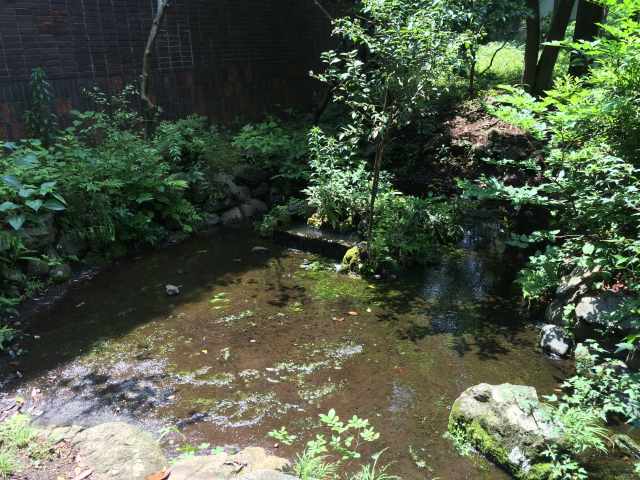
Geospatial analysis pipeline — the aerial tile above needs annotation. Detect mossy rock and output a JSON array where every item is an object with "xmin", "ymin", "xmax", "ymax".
[
  {"xmin": 341, "ymin": 246, "xmax": 362, "ymax": 273},
  {"xmin": 448, "ymin": 383, "xmax": 561, "ymax": 480}
]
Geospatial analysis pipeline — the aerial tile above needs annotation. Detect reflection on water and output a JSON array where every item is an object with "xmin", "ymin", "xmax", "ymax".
[{"xmin": 1, "ymin": 225, "xmax": 568, "ymax": 479}]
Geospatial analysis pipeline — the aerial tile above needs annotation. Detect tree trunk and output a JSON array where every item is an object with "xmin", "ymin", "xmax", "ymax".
[
  {"xmin": 569, "ymin": 0, "xmax": 605, "ymax": 77},
  {"xmin": 141, "ymin": 0, "xmax": 169, "ymax": 138},
  {"xmin": 366, "ymin": 137, "xmax": 386, "ymax": 242},
  {"xmin": 533, "ymin": 0, "xmax": 576, "ymax": 96},
  {"xmin": 522, "ymin": 0, "xmax": 541, "ymax": 90}
]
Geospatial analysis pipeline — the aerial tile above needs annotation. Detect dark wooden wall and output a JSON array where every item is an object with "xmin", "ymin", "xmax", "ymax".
[{"xmin": 0, "ymin": 0, "xmax": 332, "ymax": 139}]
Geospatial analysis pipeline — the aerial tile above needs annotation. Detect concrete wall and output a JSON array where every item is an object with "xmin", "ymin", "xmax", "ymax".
[{"xmin": 0, "ymin": 0, "xmax": 332, "ymax": 139}]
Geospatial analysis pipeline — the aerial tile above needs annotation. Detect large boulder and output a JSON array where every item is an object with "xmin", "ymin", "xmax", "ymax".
[
  {"xmin": 214, "ymin": 173, "xmax": 251, "ymax": 203},
  {"xmin": 539, "ymin": 324, "xmax": 573, "ymax": 358},
  {"xmin": 544, "ymin": 267, "xmax": 594, "ymax": 324},
  {"xmin": 170, "ymin": 447, "xmax": 292, "ymax": 480},
  {"xmin": 448, "ymin": 383, "xmax": 560, "ymax": 479},
  {"xmin": 67, "ymin": 422, "xmax": 167, "ymax": 480},
  {"xmin": 575, "ymin": 293, "xmax": 630, "ymax": 330}
]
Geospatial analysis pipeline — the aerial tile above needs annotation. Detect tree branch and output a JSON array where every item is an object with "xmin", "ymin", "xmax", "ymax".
[
  {"xmin": 479, "ymin": 39, "xmax": 510, "ymax": 76},
  {"xmin": 311, "ymin": 0, "xmax": 333, "ymax": 21}
]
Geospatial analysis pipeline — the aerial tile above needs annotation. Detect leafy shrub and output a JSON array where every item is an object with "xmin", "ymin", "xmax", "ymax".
[
  {"xmin": 303, "ymin": 128, "xmax": 376, "ymax": 232},
  {"xmin": 369, "ymin": 194, "xmax": 461, "ymax": 270},
  {"xmin": 23, "ymin": 68, "xmax": 58, "ymax": 147},
  {"xmin": 257, "ymin": 198, "xmax": 310, "ymax": 237},
  {"xmin": 232, "ymin": 117, "xmax": 309, "ymax": 187},
  {"xmin": 154, "ymin": 115, "xmax": 240, "ymax": 207}
]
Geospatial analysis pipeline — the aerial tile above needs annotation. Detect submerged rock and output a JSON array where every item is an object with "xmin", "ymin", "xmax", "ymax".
[
  {"xmin": 170, "ymin": 447, "xmax": 292, "ymax": 480},
  {"xmin": 448, "ymin": 383, "xmax": 560, "ymax": 479},
  {"xmin": 539, "ymin": 324, "xmax": 573, "ymax": 357},
  {"xmin": 165, "ymin": 284, "xmax": 181, "ymax": 296}
]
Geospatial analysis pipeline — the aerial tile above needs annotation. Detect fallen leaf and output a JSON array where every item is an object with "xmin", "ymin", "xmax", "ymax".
[
  {"xmin": 347, "ymin": 311, "xmax": 359, "ymax": 316},
  {"xmin": 145, "ymin": 468, "xmax": 170, "ymax": 480}
]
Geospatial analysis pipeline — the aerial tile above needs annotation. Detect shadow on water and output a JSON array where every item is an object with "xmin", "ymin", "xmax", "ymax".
[{"xmin": 0, "ymin": 220, "xmax": 574, "ymax": 479}]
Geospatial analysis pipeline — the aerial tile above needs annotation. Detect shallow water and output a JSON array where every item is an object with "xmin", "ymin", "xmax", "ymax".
[{"xmin": 2, "ymin": 225, "xmax": 572, "ymax": 479}]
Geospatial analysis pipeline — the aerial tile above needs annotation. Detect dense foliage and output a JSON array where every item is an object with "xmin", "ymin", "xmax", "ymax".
[
  {"xmin": 1, "ymin": 85, "xmax": 239, "ymax": 318},
  {"xmin": 461, "ymin": 0, "xmax": 640, "ymax": 331}
]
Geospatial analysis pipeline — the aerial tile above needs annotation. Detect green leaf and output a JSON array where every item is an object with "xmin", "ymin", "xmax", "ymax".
[
  {"xmin": 42, "ymin": 199, "xmax": 66, "ymax": 211},
  {"xmin": 18, "ymin": 187, "xmax": 36, "ymax": 198},
  {"xmin": 7, "ymin": 215, "xmax": 26, "ymax": 230},
  {"xmin": 0, "ymin": 201, "xmax": 18, "ymax": 212},
  {"xmin": 582, "ymin": 243, "xmax": 595, "ymax": 255},
  {"xmin": 25, "ymin": 199, "xmax": 43, "ymax": 212},
  {"xmin": 2, "ymin": 175, "xmax": 22, "ymax": 190},
  {"xmin": 136, "ymin": 193, "xmax": 154, "ymax": 204},
  {"xmin": 15, "ymin": 153, "xmax": 39, "ymax": 168},
  {"xmin": 39, "ymin": 181, "xmax": 57, "ymax": 195}
]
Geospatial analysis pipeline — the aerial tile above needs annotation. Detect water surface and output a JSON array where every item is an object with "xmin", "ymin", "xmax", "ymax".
[{"xmin": 1, "ymin": 226, "xmax": 570, "ymax": 479}]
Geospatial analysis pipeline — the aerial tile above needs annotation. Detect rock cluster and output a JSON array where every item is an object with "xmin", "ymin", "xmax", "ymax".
[{"xmin": 44, "ymin": 422, "xmax": 297, "ymax": 480}]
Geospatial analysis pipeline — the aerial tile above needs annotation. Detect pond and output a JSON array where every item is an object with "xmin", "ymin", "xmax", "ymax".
[{"xmin": 0, "ymin": 223, "xmax": 570, "ymax": 479}]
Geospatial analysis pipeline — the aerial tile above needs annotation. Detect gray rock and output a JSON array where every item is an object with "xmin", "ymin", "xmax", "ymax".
[
  {"xmin": 204, "ymin": 213, "xmax": 221, "ymax": 227},
  {"xmin": 575, "ymin": 293, "xmax": 627, "ymax": 329},
  {"xmin": 26, "ymin": 258, "xmax": 50, "ymax": 277},
  {"xmin": 544, "ymin": 267, "xmax": 594, "ymax": 324},
  {"xmin": 222, "ymin": 206, "xmax": 245, "ymax": 225},
  {"xmin": 252, "ymin": 246, "xmax": 270, "ymax": 253},
  {"xmin": 236, "ymin": 185, "xmax": 252, "ymax": 202},
  {"xmin": 234, "ymin": 164, "xmax": 269, "ymax": 187},
  {"xmin": 165, "ymin": 284, "xmax": 181, "ymax": 296},
  {"xmin": 249, "ymin": 198, "xmax": 268, "ymax": 214},
  {"xmin": 170, "ymin": 447, "xmax": 290, "ymax": 480},
  {"xmin": 448, "ymin": 383, "xmax": 560, "ymax": 478},
  {"xmin": 239, "ymin": 199, "xmax": 267, "ymax": 220},
  {"xmin": 50, "ymin": 263, "xmax": 72, "ymax": 283},
  {"xmin": 57, "ymin": 233, "xmax": 87, "ymax": 258},
  {"xmin": 71, "ymin": 422, "xmax": 167, "ymax": 480},
  {"xmin": 214, "ymin": 173, "xmax": 251, "ymax": 202},
  {"xmin": 539, "ymin": 324, "xmax": 573, "ymax": 357},
  {"xmin": 252, "ymin": 182, "xmax": 270, "ymax": 198}
]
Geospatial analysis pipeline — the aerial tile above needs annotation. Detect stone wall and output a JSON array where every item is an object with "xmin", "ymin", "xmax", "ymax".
[{"xmin": 0, "ymin": 0, "xmax": 332, "ymax": 138}]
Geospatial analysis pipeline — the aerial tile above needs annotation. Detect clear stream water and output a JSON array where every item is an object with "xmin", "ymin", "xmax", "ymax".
[{"xmin": 1, "ymin": 224, "xmax": 575, "ymax": 479}]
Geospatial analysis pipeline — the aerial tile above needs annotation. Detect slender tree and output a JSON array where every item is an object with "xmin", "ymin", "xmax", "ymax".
[{"xmin": 141, "ymin": 0, "xmax": 170, "ymax": 138}]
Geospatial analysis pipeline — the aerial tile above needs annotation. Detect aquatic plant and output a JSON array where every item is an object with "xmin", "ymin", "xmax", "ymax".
[{"xmin": 269, "ymin": 409, "xmax": 386, "ymax": 479}]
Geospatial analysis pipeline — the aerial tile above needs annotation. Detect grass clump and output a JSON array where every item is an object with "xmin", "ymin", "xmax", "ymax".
[{"xmin": 0, "ymin": 414, "xmax": 50, "ymax": 478}]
